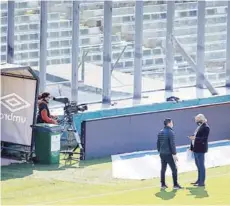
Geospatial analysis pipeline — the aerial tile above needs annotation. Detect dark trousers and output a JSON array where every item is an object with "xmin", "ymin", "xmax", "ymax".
[
  {"xmin": 160, "ymin": 154, "xmax": 178, "ymax": 186},
  {"xmin": 194, "ymin": 152, "xmax": 206, "ymax": 185}
]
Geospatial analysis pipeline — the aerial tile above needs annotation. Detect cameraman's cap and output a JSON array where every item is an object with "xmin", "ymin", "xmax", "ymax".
[{"xmin": 164, "ymin": 118, "xmax": 172, "ymax": 126}]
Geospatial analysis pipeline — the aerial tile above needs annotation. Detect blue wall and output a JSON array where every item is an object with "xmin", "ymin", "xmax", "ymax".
[
  {"xmin": 74, "ymin": 94, "xmax": 230, "ymax": 134},
  {"xmin": 83, "ymin": 103, "xmax": 230, "ymax": 159}
]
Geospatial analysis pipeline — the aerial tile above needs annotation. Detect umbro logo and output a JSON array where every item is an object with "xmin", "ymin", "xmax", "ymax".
[{"xmin": 0, "ymin": 93, "xmax": 31, "ymax": 113}]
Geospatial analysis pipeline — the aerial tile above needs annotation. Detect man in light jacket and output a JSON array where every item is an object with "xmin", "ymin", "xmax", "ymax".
[{"xmin": 189, "ymin": 114, "xmax": 210, "ymax": 187}]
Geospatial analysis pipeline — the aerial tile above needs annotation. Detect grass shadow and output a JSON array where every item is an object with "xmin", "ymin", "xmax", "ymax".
[
  {"xmin": 155, "ymin": 189, "xmax": 177, "ymax": 200},
  {"xmin": 1, "ymin": 154, "xmax": 111, "ymax": 181},
  {"xmin": 1, "ymin": 163, "xmax": 33, "ymax": 181},
  {"xmin": 60, "ymin": 147, "xmax": 112, "ymax": 167},
  {"xmin": 1, "ymin": 154, "xmax": 79, "ymax": 181},
  {"xmin": 79, "ymin": 156, "xmax": 111, "ymax": 167},
  {"xmin": 186, "ymin": 187, "xmax": 209, "ymax": 199}
]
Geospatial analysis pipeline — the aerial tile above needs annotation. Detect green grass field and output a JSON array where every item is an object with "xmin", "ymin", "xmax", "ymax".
[{"xmin": 1, "ymin": 158, "xmax": 230, "ymax": 205}]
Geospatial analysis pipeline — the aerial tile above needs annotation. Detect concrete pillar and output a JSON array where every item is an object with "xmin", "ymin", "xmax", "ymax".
[
  {"xmin": 133, "ymin": 0, "xmax": 144, "ymax": 99},
  {"xmin": 196, "ymin": 0, "xmax": 206, "ymax": 88},
  {"xmin": 39, "ymin": 1, "xmax": 48, "ymax": 92},
  {"xmin": 226, "ymin": 1, "xmax": 230, "ymax": 87},
  {"xmin": 102, "ymin": 1, "xmax": 112, "ymax": 103},
  {"xmin": 165, "ymin": 0, "xmax": 175, "ymax": 91},
  {"xmin": 71, "ymin": 1, "xmax": 80, "ymax": 102},
  {"xmin": 7, "ymin": 1, "xmax": 15, "ymax": 64}
]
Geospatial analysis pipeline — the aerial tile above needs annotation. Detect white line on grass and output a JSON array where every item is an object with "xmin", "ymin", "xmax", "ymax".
[{"xmin": 31, "ymin": 171, "xmax": 230, "ymax": 205}]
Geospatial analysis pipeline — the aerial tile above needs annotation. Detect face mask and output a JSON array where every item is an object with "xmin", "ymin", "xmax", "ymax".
[
  {"xmin": 45, "ymin": 97, "xmax": 51, "ymax": 103},
  {"xmin": 196, "ymin": 121, "xmax": 202, "ymax": 126}
]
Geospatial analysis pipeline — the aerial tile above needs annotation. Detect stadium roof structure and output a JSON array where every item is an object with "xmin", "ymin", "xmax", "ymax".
[
  {"xmin": 32, "ymin": 62, "xmax": 164, "ymax": 95},
  {"xmin": 0, "ymin": 63, "xmax": 38, "ymax": 80},
  {"xmin": 2, "ymin": 1, "xmax": 230, "ymax": 103}
]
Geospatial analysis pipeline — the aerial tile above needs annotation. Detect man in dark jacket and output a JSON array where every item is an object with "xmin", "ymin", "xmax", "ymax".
[
  {"xmin": 189, "ymin": 114, "xmax": 210, "ymax": 187},
  {"xmin": 157, "ymin": 118, "xmax": 182, "ymax": 189}
]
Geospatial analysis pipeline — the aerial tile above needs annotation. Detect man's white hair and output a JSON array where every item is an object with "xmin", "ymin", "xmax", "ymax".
[{"xmin": 195, "ymin": 114, "xmax": 207, "ymax": 123}]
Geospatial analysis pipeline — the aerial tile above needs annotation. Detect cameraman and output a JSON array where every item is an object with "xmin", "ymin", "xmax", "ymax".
[{"xmin": 37, "ymin": 92, "xmax": 57, "ymax": 124}]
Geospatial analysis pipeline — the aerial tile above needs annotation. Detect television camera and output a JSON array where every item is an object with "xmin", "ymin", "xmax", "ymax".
[
  {"xmin": 53, "ymin": 97, "xmax": 88, "ymax": 162},
  {"xmin": 53, "ymin": 97, "xmax": 87, "ymax": 115}
]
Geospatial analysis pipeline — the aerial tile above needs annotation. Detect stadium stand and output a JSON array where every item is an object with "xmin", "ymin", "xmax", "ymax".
[{"xmin": 0, "ymin": 1, "xmax": 227, "ymax": 89}]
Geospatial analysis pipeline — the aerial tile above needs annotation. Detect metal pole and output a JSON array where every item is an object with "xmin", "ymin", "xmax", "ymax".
[
  {"xmin": 226, "ymin": 0, "xmax": 230, "ymax": 87},
  {"xmin": 78, "ymin": 50, "xmax": 88, "ymax": 69},
  {"xmin": 165, "ymin": 0, "xmax": 175, "ymax": 91},
  {"xmin": 81, "ymin": 50, "xmax": 85, "ymax": 82},
  {"xmin": 39, "ymin": 1, "xmax": 48, "ymax": 92},
  {"xmin": 196, "ymin": 0, "xmax": 206, "ymax": 88},
  {"xmin": 172, "ymin": 36, "xmax": 218, "ymax": 95},
  {"xmin": 133, "ymin": 0, "xmax": 144, "ymax": 99},
  {"xmin": 102, "ymin": 1, "xmax": 112, "ymax": 103},
  {"xmin": 71, "ymin": 1, "xmax": 80, "ymax": 102},
  {"xmin": 7, "ymin": 1, "xmax": 15, "ymax": 64},
  {"xmin": 111, "ymin": 44, "xmax": 127, "ymax": 73}
]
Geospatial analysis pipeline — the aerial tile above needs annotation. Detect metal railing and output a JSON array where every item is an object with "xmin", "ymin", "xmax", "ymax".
[{"xmin": 45, "ymin": 41, "xmax": 133, "ymax": 96}]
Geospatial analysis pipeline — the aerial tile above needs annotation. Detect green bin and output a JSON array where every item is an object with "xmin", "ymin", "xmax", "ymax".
[{"xmin": 33, "ymin": 123, "xmax": 62, "ymax": 164}]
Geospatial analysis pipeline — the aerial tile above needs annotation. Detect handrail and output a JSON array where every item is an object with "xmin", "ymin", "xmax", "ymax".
[{"xmin": 46, "ymin": 81, "xmax": 71, "ymax": 86}]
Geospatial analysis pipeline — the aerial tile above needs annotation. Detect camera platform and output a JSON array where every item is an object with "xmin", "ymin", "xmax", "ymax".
[
  {"xmin": 60, "ymin": 149, "xmax": 83, "ymax": 165},
  {"xmin": 52, "ymin": 97, "xmax": 87, "ymax": 165}
]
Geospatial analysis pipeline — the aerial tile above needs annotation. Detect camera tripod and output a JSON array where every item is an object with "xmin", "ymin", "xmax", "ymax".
[{"xmin": 59, "ymin": 113, "xmax": 84, "ymax": 164}]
